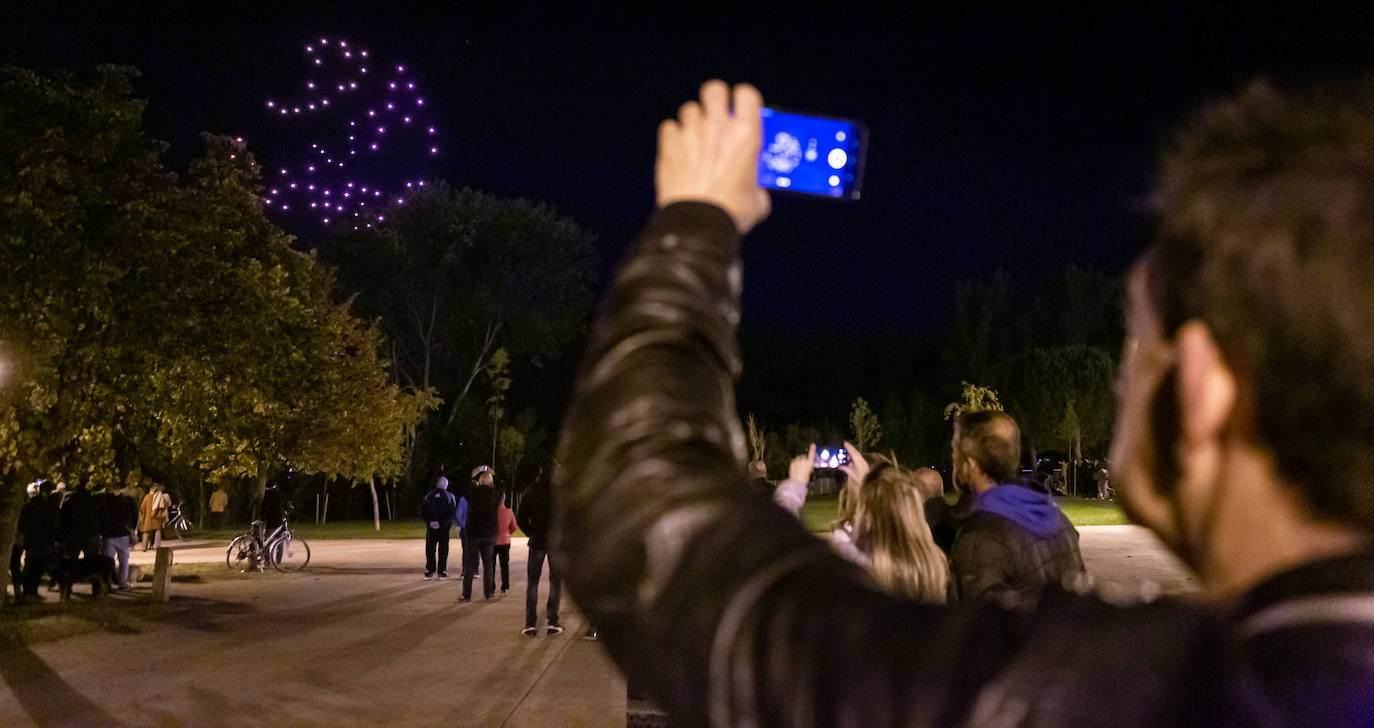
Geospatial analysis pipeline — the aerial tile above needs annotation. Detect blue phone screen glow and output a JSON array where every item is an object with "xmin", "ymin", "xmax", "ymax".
[{"xmin": 759, "ymin": 108, "xmax": 865, "ymax": 199}]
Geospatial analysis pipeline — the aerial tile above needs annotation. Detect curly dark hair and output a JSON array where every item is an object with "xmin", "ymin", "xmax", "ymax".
[{"xmin": 1147, "ymin": 76, "xmax": 1374, "ymax": 532}]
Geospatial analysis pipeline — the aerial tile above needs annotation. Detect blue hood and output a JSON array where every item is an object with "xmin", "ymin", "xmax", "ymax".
[{"xmin": 972, "ymin": 484, "xmax": 1064, "ymax": 539}]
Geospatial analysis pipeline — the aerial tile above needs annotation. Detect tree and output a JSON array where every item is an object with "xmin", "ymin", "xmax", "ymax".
[
  {"xmin": 943, "ymin": 381, "xmax": 1003, "ymax": 421},
  {"xmin": 485, "ymin": 347, "xmax": 512, "ymax": 467},
  {"xmin": 848, "ymin": 397, "xmax": 883, "ymax": 453},
  {"xmin": 999, "ymin": 346, "xmax": 1116, "ymax": 482},
  {"xmin": 745, "ymin": 413, "xmax": 767, "ymax": 464},
  {"xmin": 326, "ymin": 184, "xmax": 597, "ymax": 494}
]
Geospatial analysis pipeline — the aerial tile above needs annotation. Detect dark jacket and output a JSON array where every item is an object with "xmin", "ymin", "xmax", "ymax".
[
  {"xmin": 59, "ymin": 487, "xmax": 102, "ymax": 541},
  {"xmin": 517, "ymin": 483, "xmax": 552, "ymax": 551},
  {"xmin": 100, "ymin": 492, "xmax": 139, "ymax": 539},
  {"xmin": 420, "ymin": 488, "xmax": 457, "ymax": 527},
  {"xmin": 464, "ymin": 486, "xmax": 499, "ymax": 540},
  {"xmin": 552, "ymin": 201, "xmax": 1374, "ymax": 727},
  {"xmin": 18, "ymin": 493, "xmax": 59, "ymax": 552},
  {"xmin": 925, "ymin": 491, "xmax": 973, "ymax": 555},
  {"xmin": 949, "ymin": 484, "xmax": 1087, "ymax": 604}
]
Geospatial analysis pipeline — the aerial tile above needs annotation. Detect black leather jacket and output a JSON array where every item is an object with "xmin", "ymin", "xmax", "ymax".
[{"xmin": 554, "ymin": 202, "xmax": 1374, "ymax": 727}]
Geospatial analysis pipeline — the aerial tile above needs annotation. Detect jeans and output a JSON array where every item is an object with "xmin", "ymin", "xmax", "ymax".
[
  {"xmin": 525, "ymin": 546, "xmax": 561, "ymax": 629},
  {"xmin": 424, "ymin": 525, "xmax": 450, "ymax": 575},
  {"xmin": 462, "ymin": 537, "xmax": 495, "ymax": 599},
  {"xmin": 494, "ymin": 543, "xmax": 511, "ymax": 591},
  {"xmin": 103, "ymin": 535, "xmax": 132, "ymax": 589}
]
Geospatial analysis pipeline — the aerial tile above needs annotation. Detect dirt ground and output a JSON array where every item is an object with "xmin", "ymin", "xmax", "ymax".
[{"xmin": 0, "ymin": 526, "xmax": 1195, "ymax": 727}]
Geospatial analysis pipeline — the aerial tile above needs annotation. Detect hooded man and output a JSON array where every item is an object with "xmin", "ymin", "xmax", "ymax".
[{"xmin": 948, "ymin": 409, "xmax": 1086, "ymax": 604}]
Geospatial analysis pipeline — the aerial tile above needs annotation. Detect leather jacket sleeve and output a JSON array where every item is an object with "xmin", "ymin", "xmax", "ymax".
[{"xmin": 554, "ymin": 202, "xmax": 960, "ymax": 726}]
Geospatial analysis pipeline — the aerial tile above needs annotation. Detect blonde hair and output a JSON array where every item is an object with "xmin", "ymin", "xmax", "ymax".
[{"xmin": 853, "ymin": 456, "xmax": 949, "ymax": 602}]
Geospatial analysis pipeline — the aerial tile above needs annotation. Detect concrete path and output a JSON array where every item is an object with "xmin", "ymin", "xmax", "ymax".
[{"xmin": 0, "ymin": 526, "xmax": 1194, "ymax": 727}]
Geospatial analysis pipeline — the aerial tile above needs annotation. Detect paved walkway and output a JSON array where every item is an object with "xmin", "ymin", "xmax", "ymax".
[{"xmin": 0, "ymin": 526, "xmax": 1194, "ymax": 727}]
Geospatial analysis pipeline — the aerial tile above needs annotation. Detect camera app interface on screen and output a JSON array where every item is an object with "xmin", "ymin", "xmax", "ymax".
[
  {"xmin": 814, "ymin": 448, "xmax": 850, "ymax": 469},
  {"xmin": 758, "ymin": 109, "xmax": 865, "ymax": 199}
]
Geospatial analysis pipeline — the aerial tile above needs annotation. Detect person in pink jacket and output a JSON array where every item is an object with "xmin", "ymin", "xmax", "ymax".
[{"xmin": 494, "ymin": 490, "xmax": 517, "ymax": 594}]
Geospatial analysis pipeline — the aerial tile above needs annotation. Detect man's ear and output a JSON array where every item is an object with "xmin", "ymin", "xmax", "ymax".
[{"xmin": 1174, "ymin": 320, "xmax": 1237, "ymax": 446}]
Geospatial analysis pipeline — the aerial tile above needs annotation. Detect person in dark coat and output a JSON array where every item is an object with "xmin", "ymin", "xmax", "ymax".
[
  {"xmin": 420, "ymin": 476, "xmax": 457, "ymax": 579},
  {"xmin": 17, "ymin": 481, "xmax": 59, "ymax": 602},
  {"xmin": 517, "ymin": 466, "xmax": 563, "ymax": 635},
  {"xmin": 460, "ymin": 467, "xmax": 499, "ymax": 601},
  {"xmin": 549, "ymin": 79, "xmax": 1374, "ymax": 726},
  {"xmin": 59, "ymin": 481, "xmax": 104, "ymax": 560}
]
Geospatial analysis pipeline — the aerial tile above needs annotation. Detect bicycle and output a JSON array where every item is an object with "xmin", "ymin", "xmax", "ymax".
[
  {"xmin": 166, "ymin": 502, "xmax": 192, "ymax": 540},
  {"xmin": 225, "ymin": 517, "xmax": 311, "ymax": 573}
]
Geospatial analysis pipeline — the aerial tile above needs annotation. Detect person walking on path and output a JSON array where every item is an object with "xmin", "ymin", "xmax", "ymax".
[
  {"xmin": 517, "ymin": 470, "xmax": 563, "ymax": 635},
  {"xmin": 420, "ymin": 476, "xmax": 457, "ymax": 579},
  {"xmin": 494, "ymin": 489, "xmax": 517, "ymax": 594},
  {"xmin": 460, "ymin": 467, "xmax": 499, "ymax": 601},
  {"xmin": 209, "ymin": 486, "xmax": 229, "ymax": 528},
  {"xmin": 138, "ymin": 483, "xmax": 171, "ymax": 551}
]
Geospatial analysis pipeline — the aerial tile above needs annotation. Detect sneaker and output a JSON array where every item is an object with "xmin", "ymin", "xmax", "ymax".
[
  {"xmin": 501, "ymin": 587, "xmax": 509, "ymax": 594},
  {"xmin": 458, "ymin": 596, "xmax": 471, "ymax": 602},
  {"xmin": 424, "ymin": 571, "xmax": 434, "ymax": 579},
  {"xmin": 583, "ymin": 629, "xmax": 599, "ymax": 640},
  {"xmin": 546, "ymin": 624, "xmax": 566, "ymax": 636},
  {"xmin": 521, "ymin": 626, "xmax": 538, "ymax": 637},
  {"xmin": 438, "ymin": 572, "xmax": 449, "ymax": 580}
]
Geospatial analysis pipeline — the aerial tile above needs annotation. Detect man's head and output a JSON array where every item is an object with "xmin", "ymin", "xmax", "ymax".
[
  {"xmin": 952, "ymin": 410, "xmax": 1021, "ymax": 494},
  {"xmin": 1111, "ymin": 78, "xmax": 1374, "ymax": 593},
  {"xmin": 436, "ymin": 476, "xmax": 449, "ymax": 491},
  {"xmin": 913, "ymin": 467, "xmax": 945, "ymax": 501},
  {"xmin": 473, "ymin": 465, "xmax": 494, "ymax": 487},
  {"xmin": 748, "ymin": 459, "xmax": 768, "ymax": 481}
]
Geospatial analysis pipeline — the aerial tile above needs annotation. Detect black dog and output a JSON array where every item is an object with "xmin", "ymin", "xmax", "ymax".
[{"xmin": 54, "ymin": 554, "xmax": 116, "ymax": 601}]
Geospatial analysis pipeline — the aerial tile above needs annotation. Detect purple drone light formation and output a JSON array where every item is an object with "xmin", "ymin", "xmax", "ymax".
[{"xmin": 260, "ymin": 37, "xmax": 440, "ymax": 229}]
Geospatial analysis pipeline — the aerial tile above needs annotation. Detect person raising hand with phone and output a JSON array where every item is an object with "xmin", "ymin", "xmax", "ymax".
[{"xmin": 554, "ymin": 77, "xmax": 1374, "ymax": 726}]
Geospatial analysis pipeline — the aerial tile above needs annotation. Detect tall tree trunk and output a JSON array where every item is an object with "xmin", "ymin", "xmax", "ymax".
[
  {"xmin": 322, "ymin": 487, "xmax": 330, "ymax": 525},
  {"xmin": 197, "ymin": 475, "xmax": 205, "ymax": 531},
  {"xmin": 369, "ymin": 476, "xmax": 382, "ymax": 532},
  {"xmin": 0, "ymin": 476, "xmax": 24, "ymax": 611}
]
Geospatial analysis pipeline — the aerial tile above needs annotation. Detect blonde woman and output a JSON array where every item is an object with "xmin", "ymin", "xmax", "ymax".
[
  {"xmin": 851, "ymin": 456, "xmax": 950, "ymax": 602},
  {"xmin": 774, "ymin": 442, "xmax": 949, "ymax": 602}
]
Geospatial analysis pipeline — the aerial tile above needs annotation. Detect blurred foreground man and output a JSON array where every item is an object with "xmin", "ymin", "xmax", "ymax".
[{"xmin": 553, "ymin": 79, "xmax": 1374, "ymax": 726}]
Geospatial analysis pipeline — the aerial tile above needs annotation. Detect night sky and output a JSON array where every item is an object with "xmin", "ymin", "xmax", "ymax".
[{"xmin": 7, "ymin": 3, "xmax": 1374, "ymax": 335}]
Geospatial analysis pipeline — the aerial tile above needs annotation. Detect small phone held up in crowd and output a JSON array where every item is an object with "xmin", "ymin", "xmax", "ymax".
[
  {"xmin": 814, "ymin": 447, "xmax": 850, "ymax": 469},
  {"xmin": 758, "ymin": 108, "xmax": 868, "ymax": 200}
]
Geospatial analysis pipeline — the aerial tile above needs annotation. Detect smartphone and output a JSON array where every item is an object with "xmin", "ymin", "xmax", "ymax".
[
  {"xmin": 814, "ymin": 447, "xmax": 850, "ymax": 469},
  {"xmin": 759, "ymin": 108, "xmax": 868, "ymax": 200}
]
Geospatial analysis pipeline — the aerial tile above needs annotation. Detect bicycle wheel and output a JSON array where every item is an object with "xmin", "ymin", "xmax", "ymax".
[
  {"xmin": 270, "ymin": 533, "xmax": 311, "ymax": 572},
  {"xmin": 226, "ymin": 535, "xmax": 260, "ymax": 572},
  {"xmin": 173, "ymin": 518, "xmax": 189, "ymax": 540}
]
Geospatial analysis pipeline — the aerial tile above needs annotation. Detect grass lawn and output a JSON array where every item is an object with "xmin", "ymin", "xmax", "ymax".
[
  {"xmin": 796, "ymin": 493, "xmax": 1129, "ymax": 532},
  {"xmin": 180, "ymin": 495, "xmax": 1129, "ymax": 541}
]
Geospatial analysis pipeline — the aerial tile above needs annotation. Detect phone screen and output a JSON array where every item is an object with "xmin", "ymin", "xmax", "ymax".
[
  {"xmin": 814, "ymin": 447, "xmax": 850, "ymax": 469},
  {"xmin": 759, "ymin": 108, "xmax": 867, "ymax": 200}
]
